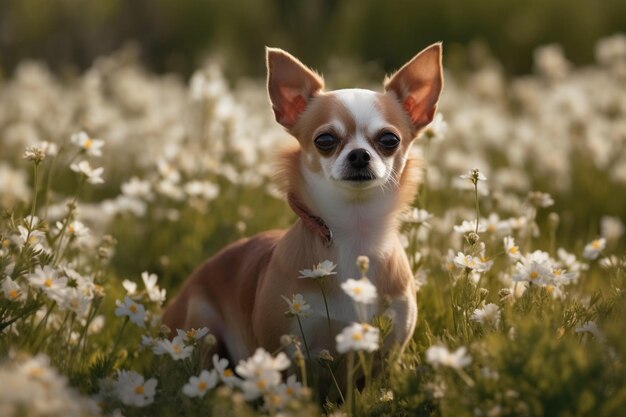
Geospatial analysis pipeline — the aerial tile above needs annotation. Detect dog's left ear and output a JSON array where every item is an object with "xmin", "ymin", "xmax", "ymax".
[
  {"xmin": 267, "ymin": 47, "xmax": 324, "ymax": 129},
  {"xmin": 384, "ymin": 43, "xmax": 444, "ymax": 132}
]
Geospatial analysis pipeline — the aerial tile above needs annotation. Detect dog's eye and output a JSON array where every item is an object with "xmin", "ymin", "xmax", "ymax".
[
  {"xmin": 314, "ymin": 134, "xmax": 338, "ymax": 151},
  {"xmin": 378, "ymin": 133, "xmax": 400, "ymax": 149}
]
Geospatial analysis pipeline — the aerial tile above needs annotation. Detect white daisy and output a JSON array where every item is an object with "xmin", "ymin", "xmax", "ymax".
[
  {"xmin": 298, "ymin": 260, "xmax": 337, "ymax": 279},
  {"xmin": 70, "ymin": 160, "xmax": 104, "ymax": 185},
  {"xmin": 114, "ymin": 296, "xmax": 146, "ymax": 327},
  {"xmin": 341, "ymin": 277, "xmax": 378, "ymax": 304},
  {"xmin": 182, "ymin": 369, "xmax": 219, "ymax": 398},
  {"xmin": 71, "ymin": 131, "xmax": 104, "ymax": 157},
  {"xmin": 425, "ymin": 345, "xmax": 472, "ymax": 369},
  {"xmin": 115, "ymin": 370, "xmax": 157, "ymax": 407},
  {"xmin": 281, "ymin": 293, "xmax": 311, "ymax": 317},
  {"xmin": 471, "ymin": 303, "xmax": 501, "ymax": 327},
  {"xmin": 583, "ymin": 238, "xmax": 605, "ymax": 260},
  {"xmin": 335, "ymin": 322, "xmax": 380, "ymax": 353},
  {"xmin": 212, "ymin": 354, "xmax": 241, "ymax": 388},
  {"xmin": 155, "ymin": 335, "xmax": 193, "ymax": 360}
]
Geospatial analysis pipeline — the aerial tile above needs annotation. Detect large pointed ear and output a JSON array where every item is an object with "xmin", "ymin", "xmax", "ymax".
[
  {"xmin": 266, "ymin": 47, "xmax": 324, "ymax": 129},
  {"xmin": 384, "ymin": 43, "xmax": 444, "ymax": 132}
]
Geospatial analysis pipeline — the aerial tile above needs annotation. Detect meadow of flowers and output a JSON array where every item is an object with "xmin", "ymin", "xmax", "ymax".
[{"xmin": 1, "ymin": 35, "xmax": 626, "ymax": 417}]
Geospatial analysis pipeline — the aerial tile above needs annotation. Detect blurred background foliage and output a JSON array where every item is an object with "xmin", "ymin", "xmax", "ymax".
[{"xmin": 1, "ymin": 0, "xmax": 626, "ymax": 80}]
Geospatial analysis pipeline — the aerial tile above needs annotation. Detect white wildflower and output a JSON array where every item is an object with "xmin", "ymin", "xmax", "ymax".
[
  {"xmin": 71, "ymin": 131, "xmax": 104, "ymax": 157},
  {"xmin": 281, "ymin": 293, "xmax": 311, "ymax": 317},
  {"xmin": 115, "ymin": 370, "xmax": 157, "ymax": 407},
  {"xmin": 298, "ymin": 260, "xmax": 337, "ymax": 279},
  {"xmin": 341, "ymin": 277, "xmax": 378, "ymax": 304},
  {"xmin": 336, "ymin": 322, "xmax": 380, "ymax": 353},
  {"xmin": 182, "ymin": 369, "xmax": 219, "ymax": 397},
  {"xmin": 114, "ymin": 296, "xmax": 146, "ymax": 327},
  {"xmin": 212, "ymin": 354, "xmax": 241, "ymax": 388},
  {"xmin": 70, "ymin": 160, "xmax": 104, "ymax": 184},
  {"xmin": 425, "ymin": 345, "xmax": 472, "ymax": 369},
  {"xmin": 155, "ymin": 335, "xmax": 194, "ymax": 360},
  {"xmin": 471, "ymin": 303, "xmax": 501, "ymax": 327},
  {"xmin": 583, "ymin": 238, "xmax": 606, "ymax": 260}
]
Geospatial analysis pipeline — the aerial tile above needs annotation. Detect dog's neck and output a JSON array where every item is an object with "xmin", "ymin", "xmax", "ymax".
[{"xmin": 299, "ymin": 164, "xmax": 409, "ymax": 281}]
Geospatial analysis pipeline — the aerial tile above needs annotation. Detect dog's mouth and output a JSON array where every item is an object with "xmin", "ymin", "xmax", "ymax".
[{"xmin": 343, "ymin": 173, "xmax": 376, "ymax": 182}]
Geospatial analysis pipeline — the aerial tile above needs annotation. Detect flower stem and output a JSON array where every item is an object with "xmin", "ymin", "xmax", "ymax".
[
  {"xmin": 325, "ymin": 362, "xmax": 345, "ymax": 403},
  {"xmin": 317, "ymin": 278, "xmax": 332, "ymax": 335},
  {"xmin": 346, "ymin": 351, "xmax": 355, "ymax": 416},
  {"xmin": 106, "ymin": 317, "xmax": 129, "ymax": 374},
  {"xmin": 474, "ymin": 181, "xmax": 480, "ymax": 234},
  {"xmin": 296, "ymin": 315, "xmax": 311, "ymax": 362}
]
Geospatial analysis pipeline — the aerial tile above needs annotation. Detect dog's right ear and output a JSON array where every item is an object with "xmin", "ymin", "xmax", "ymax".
[{"xmin": 266, "ymin": 47, "xmax": 324, "ymax": 129}]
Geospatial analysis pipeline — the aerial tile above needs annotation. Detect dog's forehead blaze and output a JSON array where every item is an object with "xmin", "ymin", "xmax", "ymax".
[{"xmin": 294, "ymin": 91, "xmax": 413, "ymax": 143}]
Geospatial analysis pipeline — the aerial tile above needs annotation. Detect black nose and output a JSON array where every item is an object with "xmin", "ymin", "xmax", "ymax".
[{"xmin": 347, "ymin": 148, "xmax": 371, "ymax": 169}]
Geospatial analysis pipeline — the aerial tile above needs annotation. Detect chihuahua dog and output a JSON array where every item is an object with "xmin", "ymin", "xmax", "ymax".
[{"xmin": 162, "ymin": 44, "xmax": 443, "ymax": 363}]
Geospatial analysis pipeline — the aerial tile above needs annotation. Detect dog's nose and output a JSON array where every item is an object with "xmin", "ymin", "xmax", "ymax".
[{"xmin": 347, "ymin": 148, "xmax": 371, "ymax": 169}]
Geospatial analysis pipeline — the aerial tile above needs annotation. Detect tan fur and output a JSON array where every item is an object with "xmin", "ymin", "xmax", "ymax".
[{"xmin": 163, "ymin": 44, "xmax": 444, "ymax": 364}]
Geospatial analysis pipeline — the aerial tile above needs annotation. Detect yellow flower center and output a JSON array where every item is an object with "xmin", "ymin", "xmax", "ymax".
[
  {"xmin": 173, "ymin": 344, "xmax": 181, "ymax": 353},
  {"xmin": 293, "ymin": 303, "xmax": 301, "ymax": 312},
  {"xmin": 509, "ymin": 246, "xmax": 518, "ymax": 254},
  {"xmin": 28, "ymin": 236, "xmax": 38, "ymax": 245},
  {"xmin": 134, "ymin": 385, "xmax": 145, "ymax": 395},
  {"xmin": 2, "ymin": 239, "xmax": 9, "ymax": 248},
  {"xmin": 591, "ymin": 240, "xmax": 602, "ymax": 249},
  {"xmin": 9, "ymin": 289, "xmax": 19, "ymax": 299},
  {"xmin": 546, "ymin": 286, "xmax": 554, "ymax": 294},
  {"xmin": 530, "ymin": 271, "xmax": 539, "ymax": 280},
  {"xmin": 68, "ymin": 225, "xmax": 75, "ymax": 234},
  {"xmin": 223, "ymin": 369, "xmax": 234, "ymax": 377},
  {"xmin": 44, "ymin": 278, "xmax": 53, "ymax": 288},
  {"xmin": 187, "ymin": 329, "xmax": 197, "ymax": 338},
  {"xmin": 286, "ymin": 387, "xmax": 295, "ymax": 396},
  {"xmin": 197, "ymin": 381, "xmax": 207, "ymax": 391},
  {"xmin": 257, "ymin": 379, "xmax": 267, "ymax": 390},
  {"xmin": 487, "ymin": 224, "xmax": 496, "ymax": 233},
  {"xmin": 352, "ymin": 332, "xmax": 363, "ymax": 341},
  {"xmin": 129, "ymin": 304, "xmax": 137, "ymax": 313},
  {"xmin": 270, "ymin": 394, "xmax": 282, "ymax": 405},
  {"xmin": 84, "ymin": 139, "xmax": 93, "ymax": 149},
  {"xmin": 353, "ymin": 286, "xmax": 362, "ymax": 295},
  {"xmin": 553, "ymin": 269, "xmax": 562, "ymax": 276},
  {"xmin": 28, "ymin": 367, "xmax": 44, "ymax": 378}
]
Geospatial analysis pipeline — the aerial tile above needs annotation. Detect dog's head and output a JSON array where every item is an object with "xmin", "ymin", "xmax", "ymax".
[{"xmin": 267, "ymin": 45, "xmax": 443, "ymax": 194}]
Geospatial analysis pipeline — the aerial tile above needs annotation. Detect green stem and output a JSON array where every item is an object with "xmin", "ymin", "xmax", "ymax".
[
  {"xmin": 296, "ymin": 315, "xmax": 311, "ymax": 362},
  {"xmin": 106, "ymin": 318, "xmax": 129, "ymax": 373},
  {"xmin": 346, "ymin": 351, "xmax": 355, "ymax": 416},
  {"xmin": 25, "ymin": 163, "xmax": 40, "ymax": 244},
  {"xmin": 317, "ymin": 278, "xmax": 332, "ymax": 336},
  {"xmin": 474, "ymin": 181, "xmax": 480, "ymax": 234},
  {"xmin": 325, "ymin": 362, "xmax": 345, "ymax": 403}
]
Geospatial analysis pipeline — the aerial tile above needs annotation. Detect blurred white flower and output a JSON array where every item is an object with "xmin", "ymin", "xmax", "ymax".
[
  {"xmin": 182, "ymin": 369, "xmax": 218, "ymax": 397},
  {"xmin": 70, "ymin": 160, "xmax": 104, "ymax": 184},
  {"xmin": 596, "ymin": 34, "xmax": 626, "ymax": 66},
  {"xmin": 583, "ymin": 238, "xmax": 606, "ymax": 260},
  {"xmin": 400, "ymin": 208, "xmax": 433, "ymax": 227},
  {"xmin": 503, "ymin": 236, "xmax": 522, "ymax": 260},
  {"xmin": 298, "ymin": 260, "xmax": 337, "ymax": 279},
  {"xmin": 1, "ymin": 276, "xmax": 26, "ymax": 302},
  {"xmin": 454, "ymin": 219, "xmax": 487, "ymax": 234},
  {"xmin": 341, "ymin": 277, "xmax": 378, "ymax": 304},
  {"xmin": 115, "ymin": 370, "xmax": 157, "ymax": 407},
  {"xmin": 176, "ymin": 327, "xmax": 210, "ymax": 343},
  {"xmin": 336, "ymin": 322, "xmax": 380, "ymax": 353},
  {"xmin": 29, "ymin": 265, "xmax": 67, "ymax": 299},
  {"xmin": 483, "ymin": 213, "xmax": 512, "ymax": 236},
  {"xmin": 453, "ymin": 252, "xmax": 492, "ymax": 272},
  {"xmin": 471, "ymin": 303, "xmax": 501, "ymax": 327},
  {"xmin": 155, "ymin": 335, "xmax": 194, "ymax": 360},
  {"xmin": 122, "ymin": 177, "xmax": 153, "ymax": 200},
  {"xmin": 419, "ymin": 112, "xmax": 448, "ymax": 141},
  {"xmin": 212, "ymin": 354, "xmax": 241, "ymax": 388},
  {"xmin": 460, "ymin": 168, "xmax": 487, "ymax": 183},
  {"xmin": 512, "ymin": 258, "xmax": 552, "ymax": 285},
  {"xmin": 71, "ymin": 131, "xmax": 104, "ymax": 157},
  {"xmin": 114, "ymin": 296, "xmax": 146, "ymax": 327},
  {"xmin": 184, "ymin": 180, "xmax": 220, "ymax": 200},
  {"xmin": 281, "ymin": 293, "xmax": 311, "ymax": 317},
  {"xmin": 141, "ymin": 271, "xmax": 166, "ymax": 304},
  {"xmin": 122, "ymin": 279, "xmax": 137, "ymax": 295},
  {"xmin": 601, "ymin": 215, "xmax": 624, "ymax": 243},
  {"xmin": 527, "ymin": 191, "xmax": 554, "ymax": 208},
  {"xmin": 236, "ymin": 348, "xmax": 290, "ymax": 401},
  {"xmin": 425, "ymin": 345, "xmax": 472, "ymax": 369}
]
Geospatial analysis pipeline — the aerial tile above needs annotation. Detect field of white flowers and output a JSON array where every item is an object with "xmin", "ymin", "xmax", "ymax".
[{"xmin": 1, "ymin": 35, "xmax": 626, "ymax": 417}]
